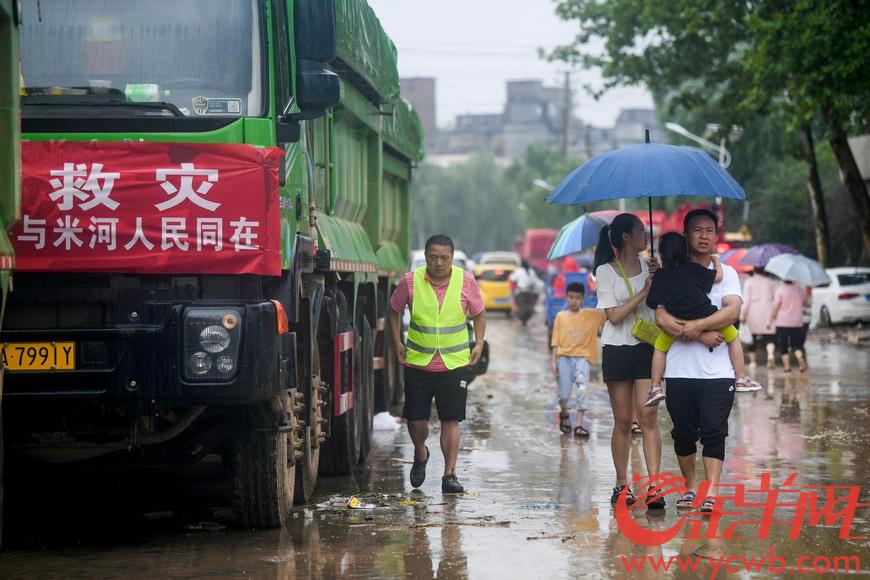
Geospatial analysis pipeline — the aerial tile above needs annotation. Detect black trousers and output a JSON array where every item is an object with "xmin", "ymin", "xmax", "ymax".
[{"xmin": 665, "ymin": 378, "xmax": 735, "ymax": 461}]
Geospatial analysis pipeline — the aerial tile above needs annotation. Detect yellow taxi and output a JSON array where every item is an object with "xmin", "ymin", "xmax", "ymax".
[{"xmin": 474, "ymin": 264, "xmax": 516, "ymax": 313}]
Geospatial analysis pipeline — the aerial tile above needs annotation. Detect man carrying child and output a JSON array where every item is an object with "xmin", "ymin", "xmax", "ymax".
[{"xmin": 551, "ymin": 282, "xmax": 606, "ymax": 437}]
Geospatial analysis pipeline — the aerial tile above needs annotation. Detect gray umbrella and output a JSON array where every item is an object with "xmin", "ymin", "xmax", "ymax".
[{"xmin": 765, "ymin": 254, "xmax": 831, "ymax": 287}]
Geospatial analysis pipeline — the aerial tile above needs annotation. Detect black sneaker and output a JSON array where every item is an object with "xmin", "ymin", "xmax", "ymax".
[
  {"xmin": 645, "ymin": 487, "xmax": 666, "ymax": 510},
  {"xmin": 441, "ymin": 474, "xmax": 464, "ymax": 494},
  {"xmin": 611, "ymin": 484, "xmax": 636, "ymax": 506},
  {"xmin": 410, "ymin": 446, "xmax": 429, "ymax": 488}
]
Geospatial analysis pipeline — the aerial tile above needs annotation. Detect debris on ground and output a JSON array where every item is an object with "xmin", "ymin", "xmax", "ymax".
[
  {"xmin": 391, "ymin": 458, "xmax": 414, "ymax": 465},
  {"xmin": 527, "ymin": 531, "xmax": 576, "ymax": 542},
  {"xmin": 185, "ymin": 521, "xmax": 226, "ymax": 532},
  {"xmin": 412, "ymin": 515, "xmax": 510, "ymax": 528},
  {"xmin": 522, "ymin": 502, "xmax": 561, "ymax": 510},
  {"xmin": 346, "ymin": 496, "xmax": 376, "ymax": 509}
]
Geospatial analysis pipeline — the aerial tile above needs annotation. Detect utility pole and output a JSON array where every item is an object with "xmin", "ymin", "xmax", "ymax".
[
  {"xmin": 584, "ymin": 122, "xmax": 592, "ymax": 161},
  {"xmin": 561, "ymin": 71, "xmax": 572, "ymax": 158}
]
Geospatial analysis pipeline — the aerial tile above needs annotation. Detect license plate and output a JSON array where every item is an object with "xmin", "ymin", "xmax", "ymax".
[
  {"xmin": 494, "ymin": 298, "xmax": 510, "ymax": 304},
  {"xmin": 1, "ymin": 342, "xmax": 76, "ymax": 371}
]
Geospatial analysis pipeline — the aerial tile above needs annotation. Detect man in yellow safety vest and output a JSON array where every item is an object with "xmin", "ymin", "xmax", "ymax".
[{"xmin": 388, "ymin": 235, "xmax": 486, "ymax": 494}]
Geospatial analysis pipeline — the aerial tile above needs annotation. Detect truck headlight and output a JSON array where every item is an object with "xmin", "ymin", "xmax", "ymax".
[
  {"xmin": 183, "ymin": 308, "xmax": 243, "ymax": 382},
  {"xmin": 200, "ymin": 325, "xmax": 231, "ymax": 353}
]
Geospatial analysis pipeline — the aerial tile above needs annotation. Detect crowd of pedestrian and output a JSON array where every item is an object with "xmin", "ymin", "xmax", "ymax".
[
  {"xmin": 551, "ymin": 209, "xmax": 812, "ymax": 513},
  {"xmin": 389, "ymin": 221, "xmax": 812, "ymax": 515}
]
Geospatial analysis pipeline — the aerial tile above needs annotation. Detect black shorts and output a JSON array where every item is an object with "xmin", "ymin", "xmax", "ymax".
[
  {"xmin": 601, "ymin": 344, "xmax": 654, "ymax": 382},
  {"xmin": 402, "ymin": 366, "xmax": 469, "ymax": 422},
  {"xmin": 750, "ymin": 334, "xmax": 776, "ymax": 352},
  {"xmin": 776, "ymin": 326, "xmax": 807, "ymax": 353}
]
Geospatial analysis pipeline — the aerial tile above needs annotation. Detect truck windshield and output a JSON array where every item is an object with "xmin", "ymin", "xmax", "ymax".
[{"xmin": 20, "ymin": 0, "xmax": 264, "ymax": 118}]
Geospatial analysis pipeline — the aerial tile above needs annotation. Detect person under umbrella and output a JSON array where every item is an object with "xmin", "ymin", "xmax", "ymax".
[
  {"xmin": 764, "ymin": 254, "xmax": 829, "ymax": 373},
  {"xmin": 741, "ymin": 268, "xmax": 778, "ymax": 368}
]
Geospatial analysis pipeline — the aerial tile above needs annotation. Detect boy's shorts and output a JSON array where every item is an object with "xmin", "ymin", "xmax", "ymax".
[
  {"xmin": 556, "ymin": 356, "xmax": 590, "ymax": 410},
  {"xmin": 654, "ymin": 324, "xmax": 739, "ymax": 352}
]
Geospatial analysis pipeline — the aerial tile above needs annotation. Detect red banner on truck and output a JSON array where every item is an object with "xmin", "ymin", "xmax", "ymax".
[{"xmin": 12, "ymin": 141, "xmax": 283, "ymax": 276}]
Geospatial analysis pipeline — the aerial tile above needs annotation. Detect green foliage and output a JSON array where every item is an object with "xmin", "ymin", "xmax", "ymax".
[
  {"xmin": 410, "ymin": 152, "xmax": 522, "ymax": 254},
  {"xmin": 505, "ymin": 143, "xmax": 586, "ymax": 230}
]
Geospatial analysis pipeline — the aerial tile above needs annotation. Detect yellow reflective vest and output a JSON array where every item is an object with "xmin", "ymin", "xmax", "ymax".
[{"xmin": 406, "ymin": 266, "xmax": 471, "ymax": 369}]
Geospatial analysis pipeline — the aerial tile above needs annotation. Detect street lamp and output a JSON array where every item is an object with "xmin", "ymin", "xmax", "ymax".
[{"xmin": 664, "ymin": 122, "xmax": 731, "ymax": 168}]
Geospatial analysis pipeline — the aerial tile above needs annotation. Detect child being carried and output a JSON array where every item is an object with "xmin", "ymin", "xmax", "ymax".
[{"xmin": 643, "ymin": 232, "xmax": 762, "ymax": 407}]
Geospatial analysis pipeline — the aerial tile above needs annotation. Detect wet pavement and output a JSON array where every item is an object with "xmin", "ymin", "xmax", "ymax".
[{"xmin": 0, "ymin": 313, "xmax": 869, "ymax": 578}]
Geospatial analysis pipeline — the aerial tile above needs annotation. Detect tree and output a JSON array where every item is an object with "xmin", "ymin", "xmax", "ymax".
[
  {"xmin": 410, "ymin": 152, "xmax": 522, "ymax": 254},
  {"xmin": 745, "ymin": 0, "xmax": 870, "ymax": 260}
]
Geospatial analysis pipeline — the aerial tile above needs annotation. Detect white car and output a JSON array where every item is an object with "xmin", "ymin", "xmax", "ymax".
[
  {"xmin": 409, "ymin": 249, "xmax": 471, "ymax": 272},
  {"xmin": 478, "ymin": 251, "xmax": 522, "ymax": 267},
  {"xmin": 811, "ymin": 267, "xmax": 870, "ymax": 326}
]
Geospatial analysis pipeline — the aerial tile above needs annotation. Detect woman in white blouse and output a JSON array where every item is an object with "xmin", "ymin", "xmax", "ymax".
[{"xmin": 593, "ymin": 213, "xmax": 663, "ymax": 509}]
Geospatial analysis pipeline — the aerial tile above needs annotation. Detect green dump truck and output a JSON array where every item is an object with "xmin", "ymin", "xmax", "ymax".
[
  {"xmin": 0, "ymin": 0, "xmax": 21, "ymax": 549},
  {"xmin": 3, "ymin": 0, "xmax": 422, "ymax": 529}
]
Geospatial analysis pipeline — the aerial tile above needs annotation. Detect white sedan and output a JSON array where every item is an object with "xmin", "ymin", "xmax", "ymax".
[{"xmin": 811, "ymin": 267, "xmax": 870, "ymax": 326}]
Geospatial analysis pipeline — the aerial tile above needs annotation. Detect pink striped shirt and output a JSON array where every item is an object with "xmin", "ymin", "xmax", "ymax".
[{"xmin": 390, "ymin": 268, "xmax": 484, "ymax": 372}]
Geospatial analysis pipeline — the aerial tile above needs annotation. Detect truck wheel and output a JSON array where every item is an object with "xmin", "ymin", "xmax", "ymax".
[
  {"xmin": 374, "ymin": 289, "xmax": 394, "ymax": 413},
  {"xmin": 294, "ymin": 339, "xmax": 322, "ymax": 504},
  {"xmin": 231, "ymin": 421, "xmax": 295, "ymax": 528},
  {"xmin": 357, "ymin": 312, "xmax": 374, "ymax": 463},
  {"xmin": 318, "ymin": 290, "xmax": 360, "ymax": 475}
]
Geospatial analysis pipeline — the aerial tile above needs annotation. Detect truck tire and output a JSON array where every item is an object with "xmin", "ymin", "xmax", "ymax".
[
  {"xmin": 374, "ymin": 289, "xmax": 393, "ymax": 413},
  {"xmin": 357, "ymin": 312, "xmax": 374, "ymax": 463},
  {"xmin": 231, "ymin": 423, "xmax": 295, "ymax": 528},
  {"xmin": 318, "ymin": 290, "xmax": 360, "ymax": 475},
  {"xmin": 294, "ymin": 338, "xmax": 322, "ymax": 504}
]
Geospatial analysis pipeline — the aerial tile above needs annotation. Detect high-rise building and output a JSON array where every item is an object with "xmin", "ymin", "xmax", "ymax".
[{"xmin": 400, "ymin": 77, "xmax": 437, "ymax": 153}]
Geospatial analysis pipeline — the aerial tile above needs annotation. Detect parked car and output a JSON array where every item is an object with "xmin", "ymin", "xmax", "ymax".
[
  {"xmin": 811, "ymin": 267, "xmax": 870, "ymax": 326},
  {"xmin": 409, "ymin": 249, "xmax": 471, "ymax": 272},
  {"xmin": 473, "ymin": 263, "xmax": 517, "ymax": 314},
  {"xmin": 478, "ymin": 251, "xmax": 522, "ymax": 267}
]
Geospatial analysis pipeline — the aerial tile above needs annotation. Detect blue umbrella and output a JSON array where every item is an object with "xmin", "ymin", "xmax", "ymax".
[
  {"xmin": 546, "ymin": 132, "xmax": 747, "ymax": 255},
  {"xmin": 547, "ymin": 210, "xmax": 618, "ymax": 260}
]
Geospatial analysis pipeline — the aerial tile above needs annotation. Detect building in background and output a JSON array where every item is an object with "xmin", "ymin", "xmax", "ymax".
[
  {"xmin": 400, "ymin": 77, "xmax": 437, "ymax": 153},
  {"xmin": 413, "ymin": 76, "xmax": 662, "ymax": 165}
]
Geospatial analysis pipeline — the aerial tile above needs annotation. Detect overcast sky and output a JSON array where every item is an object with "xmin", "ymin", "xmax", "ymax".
[{"xmin": 367, "ymin": 0, "xmax": 654, "ymax": 129}]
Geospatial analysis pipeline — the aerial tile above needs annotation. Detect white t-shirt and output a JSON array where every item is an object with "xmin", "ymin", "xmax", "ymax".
[
  {"xmin": 664, "ymin": 262, "xmax": 742, "ymax": 379},
  {"xmin": 596, "ymin": 259, "xmax": 655, "ymax": 346},
  {"xmin": 509, "ymin": 268, "xmax": 543, "ymax": 293}
]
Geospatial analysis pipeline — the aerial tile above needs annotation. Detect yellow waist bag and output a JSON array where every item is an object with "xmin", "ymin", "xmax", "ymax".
[{"xmin": 614, "ymin": 260, "xmax": 662, "ymax": 347}]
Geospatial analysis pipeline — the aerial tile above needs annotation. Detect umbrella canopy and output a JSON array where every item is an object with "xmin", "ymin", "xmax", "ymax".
[
  {"xmin": 765, "ymin": 254, "xmax": 831, "ymax": 287},
  {"xmin": 545, "ymin": 137, "xmax": 746, "ymax": 258},
  {"xmin": 722, "ymin": 248, "xmax": 752, "ymax": 272},
  {"xmin": 547, "ymin": 211, "xmax": 618, "ymax": 260},
  {"xmin": 739, "ymin": 243, "xmax": 799, "ymax": 268},
  {"xmin": 546, "ymin": 142, "xmax": 747, "ymax": 206}
]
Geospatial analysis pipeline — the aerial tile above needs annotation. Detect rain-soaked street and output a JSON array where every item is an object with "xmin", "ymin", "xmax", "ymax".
[{"xmin": 0, "ymin": 313, "xmax": 868, "ymax": 578}]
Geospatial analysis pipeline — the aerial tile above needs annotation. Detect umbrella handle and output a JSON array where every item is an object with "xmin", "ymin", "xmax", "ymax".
[{"xmin": 648, "ymin": 197, "xmax": 655, "ymax": 259}]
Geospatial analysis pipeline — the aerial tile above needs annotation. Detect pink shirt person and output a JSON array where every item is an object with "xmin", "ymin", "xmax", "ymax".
[
  {"xmin": 773, "ymin": 283, "xmax": 805, "ymax": 329},
  {"xmin": 390, "ymin": 269, "xmax": 485, "ymax": 373},
  {"xmin": 741, "ymin": 273, "xmax": 777, "ymax": 335}
]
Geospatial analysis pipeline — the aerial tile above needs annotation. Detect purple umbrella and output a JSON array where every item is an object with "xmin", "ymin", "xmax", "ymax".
[{"xmin": 738, "ymin": 243, "xmax": 800, "ymax": 268}]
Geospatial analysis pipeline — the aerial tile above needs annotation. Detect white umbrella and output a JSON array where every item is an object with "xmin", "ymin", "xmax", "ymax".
[{"xmin": 765, "ymin": 254, "xmax": 831, "ymax": 287}]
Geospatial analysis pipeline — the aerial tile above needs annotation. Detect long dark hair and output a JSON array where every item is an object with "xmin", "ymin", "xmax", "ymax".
[
  {"xmin": 593, "ymin": 213, "xmax": 642, "ymax": 274},
  {"xmin": 658, "ymin": 232, "xmax": 688, "ymax": 269}
]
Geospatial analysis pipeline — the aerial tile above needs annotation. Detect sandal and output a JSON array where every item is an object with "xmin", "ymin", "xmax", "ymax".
[
  {"xmin": 630, "ymin": 421, "xmax": 643, "ymax": 436},
  {"xmin": 700, "ymin": 497, "xmax": 717, "ymax": 513},
  {"xmin": 676, "ymin": 491, "xmax": 697, "ymax": 509},
  {"xmin": 559, "ymin": 412, "xmax": 571, "ymax": 435},
  {"xmin": 573, "ymin": 425, "xmax": 590, "ymax": 438},
  {"xmin": 798, "ymin": 359, "xmax": 808, "ymax": 373}
]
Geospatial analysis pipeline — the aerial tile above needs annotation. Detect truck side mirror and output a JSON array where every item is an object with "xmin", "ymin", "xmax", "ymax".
[{"xmin": 295, "ymin": 60, "xmax": 341, "ymax": 111}]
